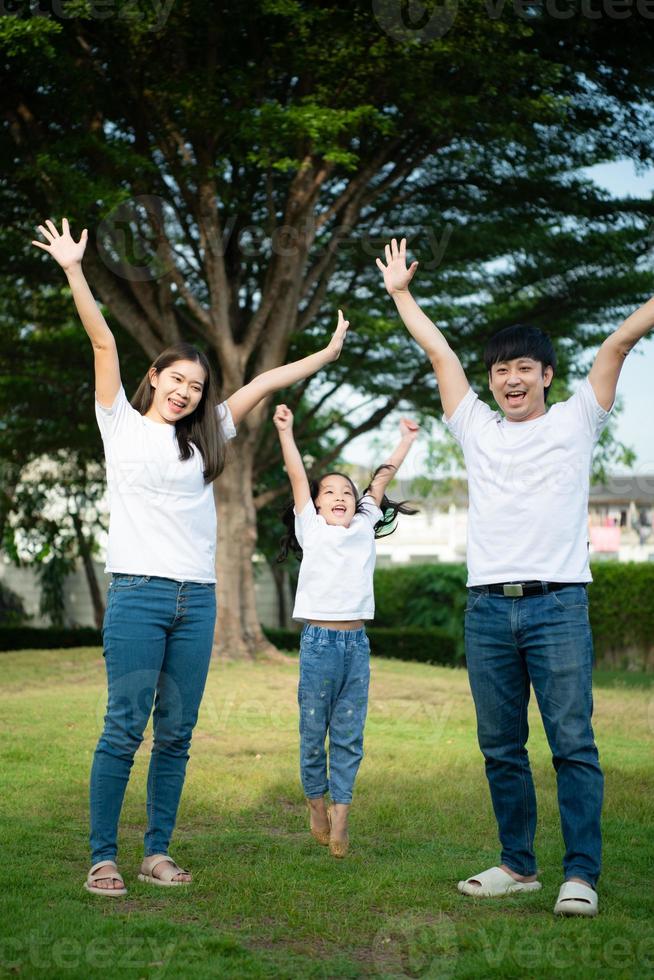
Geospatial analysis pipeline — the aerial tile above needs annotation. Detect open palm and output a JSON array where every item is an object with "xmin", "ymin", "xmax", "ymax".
[
  {"xmin": 376, "ymin": 238, "xmax": 419, "ymax": 295},
  {"xmin": 32, "ymin": 218, "xmax": 88, "ymax": 270}
]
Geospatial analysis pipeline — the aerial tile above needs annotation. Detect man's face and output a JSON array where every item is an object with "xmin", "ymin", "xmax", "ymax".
[
  {"xmin": 488, "ymin": 357, "xmax": 554, "ymax": 422},
  {"xmin": 315, "ymin": 474, "xmax": 357, "ymax": 527}
]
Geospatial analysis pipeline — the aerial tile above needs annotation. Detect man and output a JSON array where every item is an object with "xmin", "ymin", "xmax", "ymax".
[{"xmin": 377, "ymin": 237, "xmax": 653, "ymax": 917}]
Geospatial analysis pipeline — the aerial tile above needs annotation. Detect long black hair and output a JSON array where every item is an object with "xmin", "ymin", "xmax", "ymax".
[
  {"xmin": 276, "ymin": 465, "xmax": 418, "ymax": 562},
  {"xmin": 131, "ymin": 342, "xmax": 228, "ymax": 482}
]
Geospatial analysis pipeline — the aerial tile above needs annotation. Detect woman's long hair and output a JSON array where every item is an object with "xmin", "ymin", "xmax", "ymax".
[
  {"xmin": 276, "ymin": 465, "xmax": 418, "ymax": 562},
  {"xmin": 131, "ymin": 342, "xmax": 228, "ymax": 482}
]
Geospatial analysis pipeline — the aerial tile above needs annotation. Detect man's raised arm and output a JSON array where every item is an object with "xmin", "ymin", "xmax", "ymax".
[
  {"xmin": 588, "ymin": 296, "xmax": 654, "ymax": 411},
  {"xmin": 377, "ymin": 238, "xmax": 470, "ymax": 419}
]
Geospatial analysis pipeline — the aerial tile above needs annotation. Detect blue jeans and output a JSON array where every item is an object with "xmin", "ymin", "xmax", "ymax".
[
  {"xmin": 298, "ymin": 625, "xmax": 371, "ymax": 805},
  {"xmin": 90, "ymin": 574, "xmax": 216, "ymax": 864},
  {"xmin": 464, "ymin": 585, "xmax": 603, "ymax": 886}
]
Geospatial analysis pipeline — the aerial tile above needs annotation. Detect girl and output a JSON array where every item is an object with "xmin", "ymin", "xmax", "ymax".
[
  {"xmin": 32, "ymin": 218, "xmax": 349, "ymax": 895},
  {"xmin": 273, "ymin": 404, "xmax": 419, "ymax": 857}
]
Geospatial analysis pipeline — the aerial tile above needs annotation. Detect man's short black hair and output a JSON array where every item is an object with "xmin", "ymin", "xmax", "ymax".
[{"xmin": 484, "ymin": 324, "xmax": 557, "ymax": 399}]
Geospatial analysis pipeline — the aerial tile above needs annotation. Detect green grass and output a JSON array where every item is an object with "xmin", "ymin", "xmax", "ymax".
[{"xmin": 1, "ymin": 648, "xmax": 653, "ymax": 979}]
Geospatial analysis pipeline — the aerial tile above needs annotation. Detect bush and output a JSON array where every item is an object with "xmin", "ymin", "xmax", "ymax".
[
  {"xmin": 588, "ymin": 562, "xmax": 654, "ymax": 669},
  {"xmin": 0, "ymin": 581, "xmax": 27, "ymax": 627},
  {"xmin": 0, "ymin": 626, "xmax": 102, "ymax": 652},
  {"xmin": 263, "ymin": 625, "xmax": 460, "ymax": 667}
]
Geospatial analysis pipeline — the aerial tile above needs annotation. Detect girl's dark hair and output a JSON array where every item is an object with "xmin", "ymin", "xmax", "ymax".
[
  {"xmin": 276, "ymin": 466, "xmax": 418, "ymax": 562},
  {"xmin": 131, "ymin": 342, "xmax": 227, "ymax": 482},
  {"xmin": 483, "ymin": 324, "xmax": 557, "ymax": 400}
]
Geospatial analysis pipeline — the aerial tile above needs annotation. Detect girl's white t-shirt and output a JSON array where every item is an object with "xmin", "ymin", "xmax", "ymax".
[
  {"xmin": 292, "ymin": 495, "xmax": 383, "ymax": 622},
  {"xmin": 95, "ymin": 386, "xmax": 236, "ymax": 583},
  {"xmin": 444, "ymin": 378, "xmax": 611, "ymax": 586}
]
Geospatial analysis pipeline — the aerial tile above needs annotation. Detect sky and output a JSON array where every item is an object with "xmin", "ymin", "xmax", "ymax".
[{"xmin": 343, "ymin": 159, "xmax": 654, "ymax": 473}]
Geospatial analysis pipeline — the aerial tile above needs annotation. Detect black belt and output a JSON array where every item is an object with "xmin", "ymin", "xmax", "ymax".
[{"xmin": 471, "ymin": 581, "xmax": 585, "ymax": 598}]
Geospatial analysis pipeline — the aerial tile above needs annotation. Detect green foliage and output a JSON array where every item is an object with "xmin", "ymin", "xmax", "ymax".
[
  {"xmin": 0, "ymin": 625, "xmax": 101, "ymax": 651},
  {"xmin": 374, "ymin": 563, "xmax": 468, "ymax": 656},
  {"xmin": 263, "ymin": 625, "xmax": 460, "ymax": 666},
  {"xmin": 0, "ymin": 581, "xmax": 27, "ymax": 627},
  {"xmin": 372, "ymin": 562, "xmax": 654, "ymax": 670},
  {"xmin": 588, "ymin": 562, "xmax": 654, "ymax": 669}
]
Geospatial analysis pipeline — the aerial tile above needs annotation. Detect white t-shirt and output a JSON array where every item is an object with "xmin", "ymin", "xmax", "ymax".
[
  {"xmin": 95, "ymin": 386, "xmax": 236, "ymax": 583},
  {"xmin": 292, "ymin": 495, "xmax": 383, "ymax": 622},
  {"xmin": 444, "ymin": 379, "xmax": 611, "ymax": 585}
]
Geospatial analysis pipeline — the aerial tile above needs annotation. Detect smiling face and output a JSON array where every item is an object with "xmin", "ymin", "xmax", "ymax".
[
  {"xmin": 488, "ymin": 356, "xmax": 554, "ymax": 422},
  {"xmin": 314, "ymin": 474, "xmax": 358, "ymax": 527},
  {"xmin": 146, "ymin": 358, "xmax": 207, "ymax": 425}
]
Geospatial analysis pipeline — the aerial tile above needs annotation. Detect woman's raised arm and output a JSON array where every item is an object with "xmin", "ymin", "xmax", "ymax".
[{"xmin": 32, "ymin": 218, "xmax": 121, "ymax": 407}]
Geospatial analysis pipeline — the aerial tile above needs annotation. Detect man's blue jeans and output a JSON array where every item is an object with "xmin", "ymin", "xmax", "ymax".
[
  {"xmin": 464, "ymin": 585, "xmax": 603, "ymax": 886},
  {"xmin": 298, "ymin": 625, "xmax": 371, "ymax": 804},
  {"xmin": 90, "ymin": 574, "xmax": 216, "ymax": 865}
]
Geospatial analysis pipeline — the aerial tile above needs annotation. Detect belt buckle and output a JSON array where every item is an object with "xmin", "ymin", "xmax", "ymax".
[{"xmin": 503, "ymin": 583, "xmax": 523, "ymax": 597}]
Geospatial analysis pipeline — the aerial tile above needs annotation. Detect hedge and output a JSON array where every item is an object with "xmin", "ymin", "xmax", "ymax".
[
  {"xmin": 0, "ymin": 626, "xmax": 102, "ymax": 652},
  {"xmin": 263, "ymin": 626, "xmax": 460, "ymax": 667}
]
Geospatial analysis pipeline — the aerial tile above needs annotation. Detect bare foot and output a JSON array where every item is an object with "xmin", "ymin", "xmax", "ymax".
[
  {"xmin": 307, "ymin": 796, "xmax": 330, "ymax": 838},
  {"xmin": 498, "ymin": 863, "xmax": 538, "ymax": 883},
  {"xmin": 152, "ymin": 858, "xmax": 191, "ymax": 883},
  {"xmin": 328, "ymin": 803, "xmax": 350, "ymax": 844},
  {"xmin": 89, "ymin": 862, "xmax": 124, "ymax": 890}
]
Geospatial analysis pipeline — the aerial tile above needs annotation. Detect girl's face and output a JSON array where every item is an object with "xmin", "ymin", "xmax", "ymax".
[
  {"xmin": 146, "ymin": 359, "xmax": 206, "ymax": 425},
  {"xmin": 315, "ymin": 474, "xmax": 357, "ymax": 527}
]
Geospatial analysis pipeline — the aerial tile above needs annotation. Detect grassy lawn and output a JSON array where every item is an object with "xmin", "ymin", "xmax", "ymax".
[{"xmin": 1, "ymin": 648, "xmax": 653, "ymax": 979}]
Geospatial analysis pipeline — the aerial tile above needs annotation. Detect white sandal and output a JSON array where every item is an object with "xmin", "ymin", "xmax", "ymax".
[
  {"xmin": 84, "ymin": 860, "xmax": 127, "ymax": 897},
  {"xmin": 138, "ymin": 854, "xmax": 191, "ymax": 887},
  {"xmin": 458, "ymin": 866, "xmax": 542, "ymax": 897},
  {"xmin": 553, "ymin": 881, "xmax": 598, "ymax": 917}
]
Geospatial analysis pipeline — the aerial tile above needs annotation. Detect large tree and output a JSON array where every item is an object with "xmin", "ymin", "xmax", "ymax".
[{"xmin": 1, "ymin": 0, "xmax": 653, "ymax": 654}]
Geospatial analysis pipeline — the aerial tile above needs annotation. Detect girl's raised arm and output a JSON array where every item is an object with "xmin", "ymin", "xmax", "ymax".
[
  {"xmin": 226, "ymin": 310, "xmax": 349, "ymax": 427},
  {"xmin": 273, "ymin": 404, "xmax": 311, "ymax": 513},
  {"xmin": 32, "ymin": 218, "xmax": 121, "ymax": 407},
  {"xmin": 366, "ymin": 418, "xmax": 420, "ymax": 507}
]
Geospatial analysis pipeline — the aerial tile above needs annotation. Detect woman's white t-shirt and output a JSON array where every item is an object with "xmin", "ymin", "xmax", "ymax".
[
  {"xmin": 292, "ymin": 495, "xmax": 383, "ymax": 622},
  {"xmin": 95, "ymin": 386, "xmax": 236, "ymax": 583},
  {"xmin": 444, "ymin": 378, "xmax": 610, "ymax": 586}
]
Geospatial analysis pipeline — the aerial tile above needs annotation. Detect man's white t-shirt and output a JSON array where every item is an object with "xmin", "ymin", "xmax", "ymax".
[
  {"xmin": 444, "ymin": 379, "xmax": 611, "ymax": 586},
  {"xmin": 95, "ymin": 387, "xmax": 236, "ymax": 583},
  {"xmin": 292, "ymin": 495, "xmax": 383, "ymax": 622}
]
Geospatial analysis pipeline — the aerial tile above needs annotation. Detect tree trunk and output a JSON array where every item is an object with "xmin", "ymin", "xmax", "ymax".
[
  {"xmin": 71, "ymin": 511, "xmax": 105, "ymax": 629},
  {"xmin": 213, "ymin": 439, "xmax": 276, "ymax": 659}
]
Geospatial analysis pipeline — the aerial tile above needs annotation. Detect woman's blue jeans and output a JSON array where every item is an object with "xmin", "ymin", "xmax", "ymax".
[
  {"xmin": 298, "ymin": 625, "xmax": 371, "ymax": 805},
  {"xmin": 89, "ymin": 574, "xmax": 216, "ymax": 865},
  {"xmin": 464, "ymin": 585, "xmax": 603, "ymax": 886}
]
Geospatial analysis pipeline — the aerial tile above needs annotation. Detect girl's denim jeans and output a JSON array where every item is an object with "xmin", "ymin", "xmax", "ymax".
[
  {"xmin": 298, "ymin": 624, "xmax": 371, "ymax": 805},
  {"xmin": 89, "ymin": 574, "xmax": 216, "ymax": 865},
  {"xmin": 464, "ymin": 585, "xmax": 603, "ymax": 886}
]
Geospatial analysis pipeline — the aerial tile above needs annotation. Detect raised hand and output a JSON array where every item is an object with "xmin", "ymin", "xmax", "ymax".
[
  {"xmin": 325, "ymin": 309, "xmax": 350, "ymax": 361},
  {"xmin": 376, "ymin": 238, "xmax": 419, "ymax": 296},
  {"xmin": 32, "ymin": 218, "xmax": 88, "ymax": 270},
  {"xmin": 399, "ymin": 418, "xmax": 420, "ymax": 442},
  {"xmin": 273, "ymin": 403, "xmax": 294, "ymax": 432}
]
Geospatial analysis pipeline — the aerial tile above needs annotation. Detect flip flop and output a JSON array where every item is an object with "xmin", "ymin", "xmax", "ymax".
[
  {"xmin": 138, "ymin": 854, "xmax": 191, "ymax": 887},
  {"xmin": 553, "ymin": 881, "xmax": 598, "ymax": 917},
  {"xmin": 458, "ymin": 866, "xmax": 542, "ymax": 897},
  {"xmin": 84, "ymin": 860, "xmax": 127, "ymax": 897}
]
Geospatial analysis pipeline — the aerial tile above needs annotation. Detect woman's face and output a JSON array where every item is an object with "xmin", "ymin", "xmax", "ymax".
[{"xmin": 146, "ymin": 359, "xmax": 207, "ymax": 425}]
